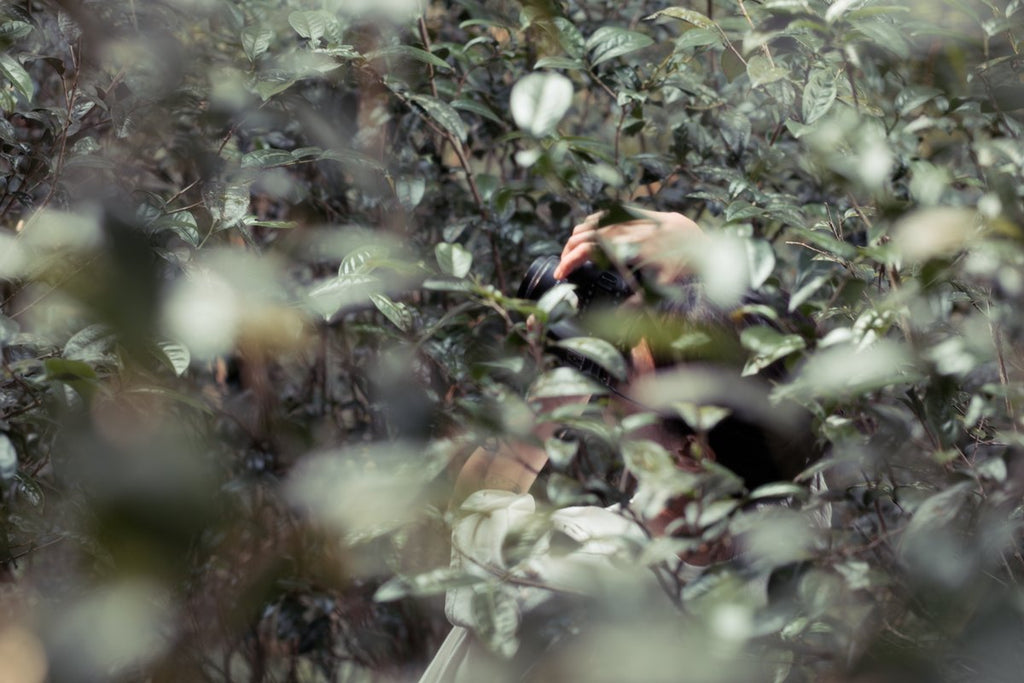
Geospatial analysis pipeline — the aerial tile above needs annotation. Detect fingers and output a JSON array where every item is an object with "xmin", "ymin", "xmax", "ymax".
[
  {"xmin": 554, "ymin": 210, "xmax": 705, "ymax": 281},
  {"xmin": 554, "ymin": 213, "xmax": 602, "ymax": 279},
  {"xmin": 553, "ymin": 242, "xmax": 596, "ymax": 279}
]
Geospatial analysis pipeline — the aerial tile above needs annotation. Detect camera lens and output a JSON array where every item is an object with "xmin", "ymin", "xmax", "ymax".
[{"xmin": 517, "ymin": 255, "xmax": 561, "ymax": 301}]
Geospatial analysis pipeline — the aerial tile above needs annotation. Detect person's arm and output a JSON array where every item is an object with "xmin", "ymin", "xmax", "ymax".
[{"xmin": 451, "ymin": 397, "xmax": 586, "ymax": 507}]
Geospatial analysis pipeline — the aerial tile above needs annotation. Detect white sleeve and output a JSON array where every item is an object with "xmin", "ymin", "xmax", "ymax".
[{"xmin": 445, "ymin": 490, "xmax": 536, "ymax": 629}]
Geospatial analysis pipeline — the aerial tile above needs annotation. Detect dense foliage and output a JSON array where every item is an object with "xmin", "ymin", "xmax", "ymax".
[{"xmin": 1, "ymin": 0, "xmax": 1023, "ymax": 681}]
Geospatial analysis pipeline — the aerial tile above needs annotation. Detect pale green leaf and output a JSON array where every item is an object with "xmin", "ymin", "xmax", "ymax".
[
  {"xmin": 746, "ymin": 239, "xmax": 776, "ymax": 288},
  {"xmin": 741, "ymin": 326, "xmax": 806, "ymax": 376},
  {"xmin": 64, "ymin": 324, "xmax": 117, "ymax": 364},
  {"xmin": 748, "ymin": 482, "xmax": 809, "ymax": 501},
  {"xmin": 158, "ymin": 341, "xmax": 191, "ymax": 377},
  {"xmin": 435, "ymin": 242, "xmax": 473, "ymax": 278},
  {"xmin": 0, "ymin": 434, "xmax": 18, "ymax": 482},
  {"xmin": 586, "ymin": 27, "xmax": 654, "ymax": 67},
  {"xmin": 374, "ymin": 569, "xmax": 483, "ymax": 602},
  {"xmin": 803, "ymin": 68, "xmax": 838, "ymax": 124},
  {"xmin": 251, "ymin": 72, "xmax": 297, "ymax": 100},
  {"xmin": 288, "ymin": 10, "xmax": 329, "ymax": 43},
  {"xmin": 509, "ymin": 72, "xmax": 574, "ymax": 137},
  {"xmin": 747, "ymin": 55, "xmax": 788, "ymax": 87},
  {"xmin": 554, "ymin": 336, "xmax": 628, "ymax": 381},
  {"xmin": 370, "ymin": 293, "xmax": 414, "ymax": 333},
  {"xmin": 545, "ymin": 436, "xmax": 579, "ymax": 469},
  {"xmin": 241, "ymin": 149, "xmax": 294, "ymax": 168},
  {"xmin": 152, "ymin": 211, "xmax": 200, "ymax": 247},
  {"xmin": 645, "ymin": 7, "xmax": 716, "ymax": 30},
  {"xmin": 241, "ymin": 26, "xmax": 273, "ymax": 62},
  {"xmin": 530, "ymin": 367, "xmax": 607, "ymax": 399}
]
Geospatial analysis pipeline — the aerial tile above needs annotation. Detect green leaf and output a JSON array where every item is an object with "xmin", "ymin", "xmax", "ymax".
[
  {"xmin": 674, "ymin": 29, "xmax": 722, "ymax": 50},
  {"xmin": 152, "ymin": 211, "xmax": 200, "ymax": 247},
  {"xmin": 0, "ymin": 20, "xmax": 33, "ymax": 42},
  {"xmin": 0, "ymin": 434, "xmax": 17, "ymax": 482},
  {"xmin": 622, "ymin": 439, "xmax": 676, "ymax": 476},
  {"xmin": 645, "ymin": 7, "xmax": 716, "ymax": 30},
  {"xmin": 672, "ymin": 402, "xmax": 732, "ymax": 432},
  {"xmin": 747, "ymin": 55, "xmax": 789, "ymax": 88},
  {"xmin": 45, "ymin": 358, "xmax": 98, "ymax": 381},
  {"xmin": 741, "ymin": 326, "xmax": 806, "ymax": 376},
  {"xmin": 374, "ymin": 569, "xmax": 483, "ymax": 602},
  {"xmin": 410, "ymin": 94, "xmax": 468, "ymax": 143},
  {"xmin": 368, "ymin": 45, "xmax": 452, "ymax": 72},
  {"xmin": 545, "ymin": 436, "xmax": 579, "ymax": 469},
  {"xmin": 748, "ymin": 482, "xmax": 809, "ymax": 501},
  {"xmin": 44, "ymin": 358, "xmax": 99, "ymax": 401},
  {"xmin": 241, "ymin": 26, "xmax": 273, "ymax": 62},
  {"xmin": 0, "ymin": 315, "xmax": 17, "ymax": 346},
  {"xmin": 241, "ymin": 149, "xmax": 294, "ymax": 169},
  {"xmin": 509, "ymin": 72, "xmax": 574, "ymax": 137},
  {"xmin": 825, "ymin": 0, "xmax": 861, "ymax": 23},
  {"xmin": 435, "ymin": 242, "xmax": 473, "ymax": 278},
  {"xmin": 157, "ymin": 341, "xmax": 191, "ymax": 377},
  {"xmin": 64, "ymin": 324, "xmax": 116, "ymax": 364},
  {"xmin": 370, "ymin": 293, "xmax": 414, "ymax": 333},
  {"xmin": 586, "ymin": 27, "xmax": 654, "ymax": 67},
  {"xmin": 0, "ymin": 53, "xmax": 33, "ymax": 101},
  {"xmin": 452, "ymin": 98, "xmax": 505, "ymax": 126},
  {"xmin": 472, "ymin": 589, "xmax": 520, "ymax": 658},
  {"xmin": 746, "ymin": 238, "xmax": 776, "ymax": 289},
  {"xmin": 553, "ymin": 336, "xmax": 628, "ymax": 381},
  {"xmin": 529, "ymin": 367, "xmax": 607, "ymax": 399},
  {"xmin": 204, "ymin": 182, "xmax": 250, "ymax": 229},
  {"xmin": 288, "ymin": 10, "xmax": 329, "ymax": 43},
  {"xmin": 803, "ymin": 68, "xmax": 838, "ymax": 124},
  {"xmin": 243, "ymin": 219, "xmax": 297, "ymax": 229},
  {"xmin": 251, "ymin": 71, "xmax": 297, "ymax": 100}
]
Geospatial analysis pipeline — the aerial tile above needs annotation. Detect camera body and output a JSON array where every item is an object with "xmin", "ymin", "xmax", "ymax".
[{"xmin": 517, "ymin": 255, "xmax": 634, "ymax": 384}]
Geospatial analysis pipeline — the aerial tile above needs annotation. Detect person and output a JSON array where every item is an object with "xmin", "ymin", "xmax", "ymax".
[{"xmin": 418, "ymin": 209, "xmax": 818, "ymax": 683}]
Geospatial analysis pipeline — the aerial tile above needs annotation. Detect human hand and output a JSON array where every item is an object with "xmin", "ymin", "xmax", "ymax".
[{"xmin": 553, "ymin": 208, "xmax": 705, "ymax": 283}]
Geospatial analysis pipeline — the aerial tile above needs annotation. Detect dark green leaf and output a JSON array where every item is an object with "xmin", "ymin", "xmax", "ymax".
[
  {"xmin": 410, "ymin": 94, "xmax": 468, "ymax": 143},
  {"xmin": 452, "ymin": 98, "xmax": 505, "ymax": 126},
  {"xmin": 0, "ymin": 53, "xmax": 33, "ymax": 101},
  {"xmin": 0, "ymin": 20, "xmax": 33, "ymax": 42}
]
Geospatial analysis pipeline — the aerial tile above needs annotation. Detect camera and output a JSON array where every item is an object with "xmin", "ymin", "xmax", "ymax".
[{"xmin": 517, "ymin": 255, "xmax": 634, "ymax": 384}]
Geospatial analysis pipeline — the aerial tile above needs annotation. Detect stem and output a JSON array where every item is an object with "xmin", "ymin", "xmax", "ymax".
[
  {"xmin": 33, "ymin": 39, "xmax": 82, "ymax": 216},
  {"xmin": 736, "ymin": 0, "xmax": 775, "ymax": 67}
]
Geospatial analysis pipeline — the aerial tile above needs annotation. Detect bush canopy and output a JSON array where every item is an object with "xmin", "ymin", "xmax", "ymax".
[{"xmin": 1, "ymin": 0, "xmax": 1023, "ymax": 681}]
